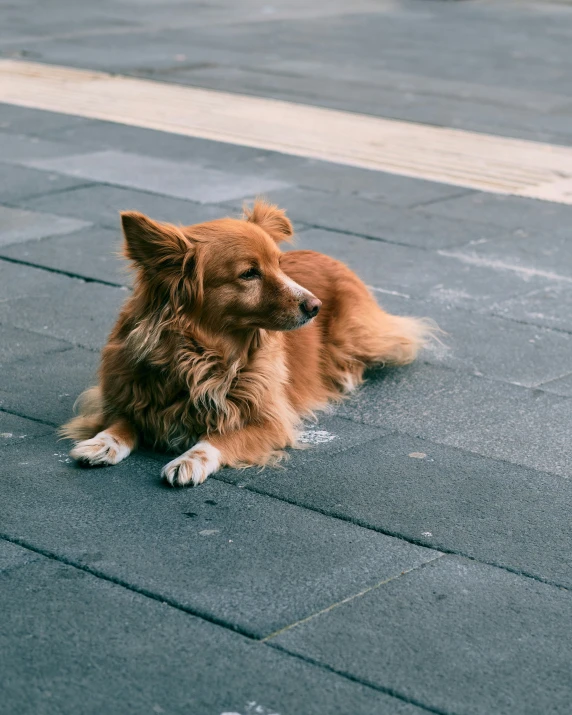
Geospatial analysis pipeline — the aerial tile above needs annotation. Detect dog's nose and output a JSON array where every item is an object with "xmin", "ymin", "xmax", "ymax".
[{"xmin": 300, "ymin": 296, "xmax": 321, "ymax": 319}]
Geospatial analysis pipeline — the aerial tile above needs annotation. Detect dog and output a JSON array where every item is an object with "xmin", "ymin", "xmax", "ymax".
[{"xmin": 62, "ymin": 201, "xmax": 432, "ymax": 486}]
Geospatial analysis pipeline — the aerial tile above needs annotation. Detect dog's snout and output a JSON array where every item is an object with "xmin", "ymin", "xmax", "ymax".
[{"xmin": 300, "ymin": 296, "xmax": 321, "ymax": 319}]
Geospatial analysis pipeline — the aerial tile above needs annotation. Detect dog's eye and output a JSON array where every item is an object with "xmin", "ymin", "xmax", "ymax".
[{"xmin": 240, "ymin": 267, "xmax": 262, "ymax": 280}]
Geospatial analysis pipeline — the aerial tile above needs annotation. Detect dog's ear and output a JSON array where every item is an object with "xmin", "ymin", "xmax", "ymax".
[
  {"xmin": 244, "ymin": 200, "xmax": 293, "ymax": 244},
  {"xmin": 121, "ymin": 211, "xmax": 192, "ymax": 274}
]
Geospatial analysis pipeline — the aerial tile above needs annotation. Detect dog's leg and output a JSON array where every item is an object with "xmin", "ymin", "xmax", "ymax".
[
  {"xmin": 70, "ymin": 418, "xmax": 137, "ymax": 466},
  {"xmin": 162, "ymin": 421, "xmax": 292, "ymax": 487}
]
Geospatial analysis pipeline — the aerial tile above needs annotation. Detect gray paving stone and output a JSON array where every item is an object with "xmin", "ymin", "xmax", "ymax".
[
  {"xmin": 0, "ymin": 104, "xmax": 94, "ymax": 137},
  {"xmin": 0, "ymin": 162, "xmax": 90, "ymax": 203},
  {"xmin": 241, "ymin": 434, "xmax": 572, "ymax": 588},
  {"xmin": 287, "ymin": 227, "xmax": 544, "ymax": 310},
  {"xmin": 0, "ymin": 225, "xmax": 130, "ymax": 286},
  {"xmin": 336, "ymin": 362, "xmax": 565, "ymax": 463},
  {"xmin": 0, "ymin": 412, "xmax": 53, "ymax": 448},
  {"xmin": 423, "ymin": 191, "xmax": 572, "ymax": 232},
  {"xmin": 448, "ymin": 229, "xmax": 572, "ymax": 280},
  {"xmin": 43, "ymin": 118, "xmax": 271, "ymax": 165},
  {"xmin": 0, "ymin": 436, "xmax": 438, "ymax": 638},
  {"xmin": 20, "ymin": 183, "xmax": 237, "ymax": 229},
  {"xmin": 0, "ymin": 556, "xmax": 424, "ymax": 715},
  {"xmin": 0, "ymin": 323, "xmax": 71, "ymax": 364},
  {"xmin": 538, "ymin": 372, "xmax": 572, "ymax": 397},
  {"xmin": 0, "ymin": 131, "xmax": 81, "ymax": 163},
  {"xmin": 244, "ymin": 187, "xmax": 504, "ymax": 250},
  {"xmin": 0, "ymin": 261, "xmax": 127, "ymax": 350},
  {"xmin": 0, "ymin": 540, "xmax": 41, "ymax": 573},
  {"xmin": 442, "ymin": 395, "xmax": 572, "ymax": 479},
  {"xmin": 273, "ymin": 556, "xmax": 572, "ymax": 715},
  {"xmin": 25, "ymin": 150, "xmax": 292, "ymax": 204},
  {"xmin": 491, "ymin": 284, "xmax": 572, "ymax": 334},
  {"xmin": 0, "ymin": 347, "xmax": 99, "ymax": 425},
  {"xmin": 372, "ymin": 292, "xmax": 572, "ymax": 388},
  {"xmin": 225, "ymin": 153, "xmax": 472, "ymax": 208},
  {"xmin": 0, "ymin": 205, "xmax": 91, "ymax": 247}
]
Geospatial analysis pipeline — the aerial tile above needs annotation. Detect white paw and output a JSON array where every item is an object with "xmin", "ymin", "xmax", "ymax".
[
  {"xmin": 70, "ymin": 431, "xmax": 131, "ymax": 466},
  {"xmin": 161, "ymin": 442, "xmax": 221, "ymax": 487}
]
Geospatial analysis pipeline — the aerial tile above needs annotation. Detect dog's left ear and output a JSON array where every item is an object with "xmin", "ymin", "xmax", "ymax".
[{"xmin": 244, "ymin": 200, "xmax": 293, "ymax": 244}]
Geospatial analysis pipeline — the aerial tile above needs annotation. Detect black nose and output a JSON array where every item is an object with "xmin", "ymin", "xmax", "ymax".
[{"xmin": 300, "ymin": 296, "xmax": 321, "ymax": 319}]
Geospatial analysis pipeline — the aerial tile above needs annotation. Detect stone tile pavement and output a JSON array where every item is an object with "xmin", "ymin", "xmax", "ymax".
[{"xmin": 1, "ymin": 1, "xmax": 572, "ymax": 714}]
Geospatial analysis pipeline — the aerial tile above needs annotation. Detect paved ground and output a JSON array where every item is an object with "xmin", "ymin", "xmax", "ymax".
[{"xmin": 1, "ymin": 1, "xmax": 572, "ymax": 714}]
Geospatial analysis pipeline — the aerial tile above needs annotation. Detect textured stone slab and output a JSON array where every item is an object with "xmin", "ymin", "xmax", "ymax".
[
  {"xmin": 423, "ymin": 191, "xmax": 572, "ymax": 231},
  {"xmin": 241, "ymin": 433, "xmax": 572, "ymax": 587},
  {"xmin": 0, "ymin": 412, "xmax": 53, "ymax": 448},
  {"xmin": 1, "ymin": 436, "xmax": 437, "ymax": 638},
  {"xmin": 448, "ymin": 230, "xmax": 572, "ymax": 280},
  {"xmin": 25, "ymin": 150, "xmax": 291, "ymax": 204},
  {"xmin": 441, "ymin": 396, "xmax": 572, "ymax": 479},
  {"xmin": 0, "ymin": 261, "xmax": 127, "ymax": 350},
  {"xmin": 0, "ymin": 130, "xmax": 82, "ymax": 163},
  {"xmin": 539, "ymin": 372, "xmax": 572, "ymax": 397},
  {"xmin": 273, "ymin": 556, "xmax": 572, "ymax": 715},
  {"xmin": 491, "ymin": 285, "xmax": 572, "ymax": 334},
  {"xmin": 336, "ymin": 362, "xmax": 565, "ymax": 461},
  {"xmin": 0, "ymin": 540, "xmax": 41, "ymax": 573},
  {"xmin": 42, "ymin": 117, "xmax": 270, "ymax": 165},
  {"xmin": 21, "ymin": 183, "xmax": 236, "ymax": 229},
  {"xmin": 0, "ymin": 555, "xmax": 424, "ymax": 715},
  {"xmin": 372, "ymin": 292, "xmax": 572, "ymax": 388},
  {"xmin": 1, "ymin": 225, "xmax": 130, "ymax": 286},
  {"xmin": 0, "ymin": 162, "xmax": 89, "ymax": 203},
  {"xmin": 245, "ymin": 187, "xmax": 503, "ymax": 250},
  {"xmin": 287, "ymin": 228, "xmax": 544, "ymax": 310},
  {"xmin": 0, "ymin": 205, "xmax": 90, "ymax": 247},
  {"xmin": 0, "ymin": 347, "xmax": 99, "ymax": 425},
  {"xmin": 0, "ymin": 323, "xmax": 71, "ymax": 364},
  {"xmin": 0, "ymin": 104, "xmax": 93, "ymax": 138}
]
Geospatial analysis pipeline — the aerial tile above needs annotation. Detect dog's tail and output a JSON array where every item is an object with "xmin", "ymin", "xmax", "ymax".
[
  {"xmin": 59, "ymin": 386, "xmax": 105, "ymax": 441},
  {"xmin": 351, "ymin": 303, "xmax": 440, "ymax": 368},
  {"xmin": 375, "ymin": 312, "xmax": 440, "ymax": 366}
]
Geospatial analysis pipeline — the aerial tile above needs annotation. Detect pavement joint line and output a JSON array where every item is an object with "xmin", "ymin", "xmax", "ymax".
[
  {"xmin": 4, "ymin": 422, "xmax": 572, "ymax": 591},
  {"xmin": 0, "ymin": 254, "xmax": 128, "ymax": 288},
  {"xmin": 235, "ymin": 458, "xmax": 572, "ymax": 592},
  {"xmin": 3, "ymin": 60, "xmax": 572, "ymax": 204},
  {"xmin": 260, "ymin": 555, "xmax": 446, "ymax": 643},
  {"xmin": 1, "ymin": 180, "xmax": 98, "ymax": 204},
  {"xmin": 0, "ymin": 544, "xmax": 444, "ymax": 715},
  {"xmin": 265, "ymin": 641, "xmax": 454, "ymax": 715},
  {"xmin": 0, "ymin": 407, "xmax": 58, "ymax": 428},
  {"xmin": 408, "ymin": 188, "xmax": 476, "ymax": 209},
  {"xmin": 0, "ymin": 531, "xmax": 261, "ymax": 640}
]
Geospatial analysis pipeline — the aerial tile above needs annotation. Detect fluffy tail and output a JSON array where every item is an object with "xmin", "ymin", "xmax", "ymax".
[
  {"xmin": 377, "ymin": 313, "xmax": 440, "ymax": 366},
  {"xmin": 59, "ymin": 386, "xmax": 105, "ymax": 441}
]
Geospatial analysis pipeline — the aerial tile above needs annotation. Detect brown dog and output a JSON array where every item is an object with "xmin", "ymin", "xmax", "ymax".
[{"xmin": 62, "ymin": 201, "xmax": 432, "ymax": 486}]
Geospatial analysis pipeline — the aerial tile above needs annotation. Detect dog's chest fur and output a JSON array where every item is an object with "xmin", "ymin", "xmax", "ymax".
[{"xmin": 106, "ymin": 327, "xmax": 284, "ymax": 451}]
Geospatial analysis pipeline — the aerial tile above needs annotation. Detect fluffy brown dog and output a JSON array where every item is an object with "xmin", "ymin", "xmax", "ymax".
[{"xmin": 62, "ymin": 201, "xmax": 431, "ymax": 486}]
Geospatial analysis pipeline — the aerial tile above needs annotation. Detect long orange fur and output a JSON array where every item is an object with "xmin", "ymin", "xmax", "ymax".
[{"xmin": 62, "ymin": 201, "xmax": 433, "ymax": 485}]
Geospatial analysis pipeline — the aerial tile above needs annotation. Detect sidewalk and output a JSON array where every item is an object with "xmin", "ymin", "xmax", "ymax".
[{"xmin": 1, "ymin": 2, "xmax": 572, "ymax": 714}]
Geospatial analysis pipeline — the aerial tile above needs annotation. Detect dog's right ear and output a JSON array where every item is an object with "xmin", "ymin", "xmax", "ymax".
[{"xmin": 121, "ymin": 211, "xmax": 192, "ymax": 274}]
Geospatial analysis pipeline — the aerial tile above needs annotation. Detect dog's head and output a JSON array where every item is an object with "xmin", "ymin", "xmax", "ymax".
[{"xmin": 121, "ymin": 201, "xmax": 320, "ymax": 333}]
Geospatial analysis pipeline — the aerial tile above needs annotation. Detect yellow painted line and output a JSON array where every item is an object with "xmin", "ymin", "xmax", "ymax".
[{"xmin": 2, "ymin": 60, "xmax": 572, "ymax": 204}]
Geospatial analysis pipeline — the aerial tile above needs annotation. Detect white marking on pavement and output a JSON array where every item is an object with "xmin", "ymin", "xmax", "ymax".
[
  {"xmin": 298, "ymin": 430, "xmax": 337, "ymax": 445},
  {"xmin": 409, "ymin": 452, "xmax": 427, "ymax": 459},
  {"xmin": 2, "ymin": 60, "xmax": 572, "ymax": 203},
  {"xmin": 438, "ymin": 250, "xmax": 572, "ymax": 284}
]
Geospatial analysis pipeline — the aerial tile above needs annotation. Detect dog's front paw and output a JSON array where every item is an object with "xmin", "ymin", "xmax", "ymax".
[
  {"xmin": 70, "ymin": 431, "xmax": 130, "ymax": 466},
  {"xmin": 161, "ymin": 442, "xmax": 221, "ymax": 487}
]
